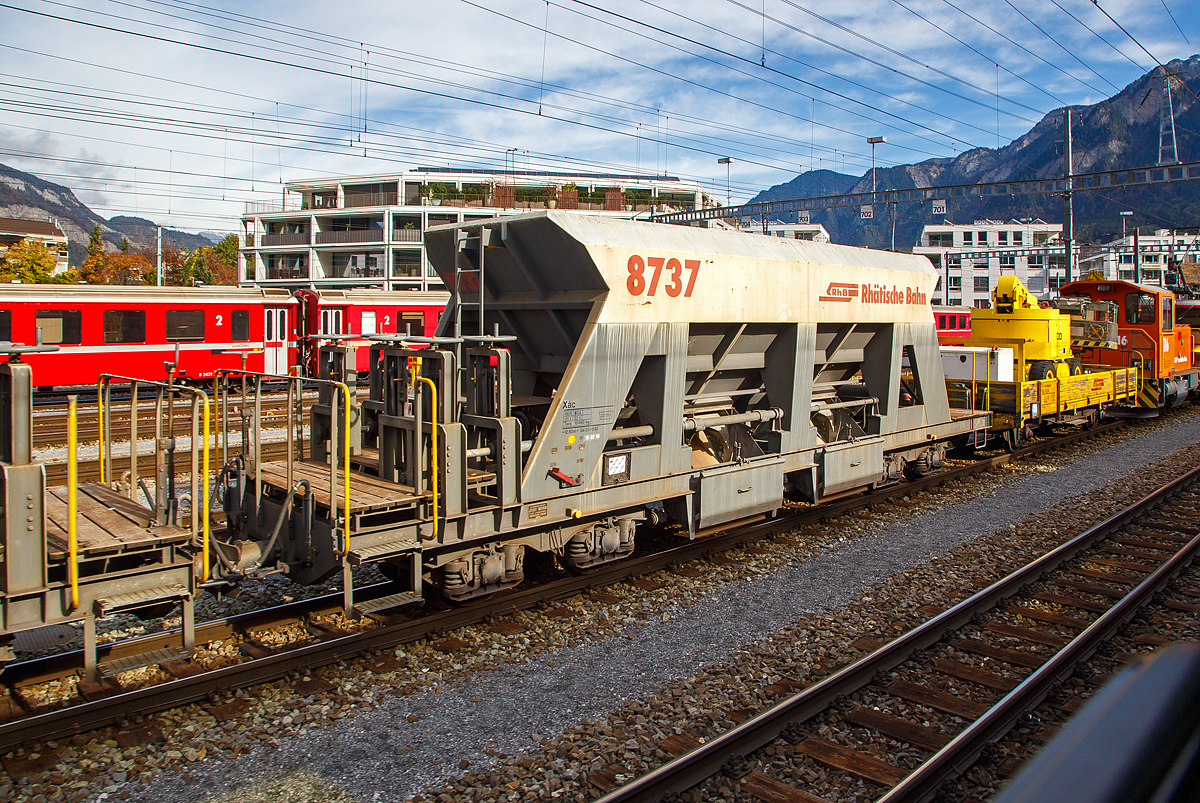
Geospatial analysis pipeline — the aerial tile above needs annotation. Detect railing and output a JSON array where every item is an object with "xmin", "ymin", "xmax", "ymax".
[
  {"xmin": 97, "ymin": 375, "xmax": 211, "ymax": 581},
  {"xmin": 344, "ymin": 192, "xmax": 398, "ymax": 208},
  {"xmin": 265, "ymin": 266, "xmax": 309, "ymax": 280},
  {"xmin": 315, "ymin": 229, "xmax": 385, "ymax": 244},
  {"xmin": 391, "ymin": 228, "xmax": 422, "ymax": 242},
  {"xmin": 332, "ymin": 264, "xmax": 386, "ymax": 279},
  {"xmin": 262, "ymin": 233, "xmax": 309, "ymax": 246},
  {"xmin": 245, "ymin": 198, "xmax": 304, "ymax": 214},
  {"xmin": 214, "ymin": 370, "xmax": 351, "ymax": 555}
]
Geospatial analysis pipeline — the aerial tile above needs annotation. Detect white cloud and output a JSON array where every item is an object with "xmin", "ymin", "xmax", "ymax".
[{"xmin": 0, "ymin": 0, "xmax": 1189, "ymax": 230}]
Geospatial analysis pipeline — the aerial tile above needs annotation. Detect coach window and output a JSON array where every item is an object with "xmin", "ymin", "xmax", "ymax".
[
  {"xmin": 400, "ymin": 311, "xmax": 425, "ymax": 336},
  {"xmin": 231, "ymin": 310, "xmax": 250, "ymax": 341},
  {"xmin": 1163, "ymin": 297, "xmax": 1174, "ymax": 330},
  {"xmin": 320, "ymin": 308, "xmax": 344, "ymax": 335},
  {"xmin": 166, "ymin": 309, "xmax": 205, "ymax": 341},
  {"xmin": 35, "ymin": 310, "xmax": 81, "ymax": 345},
  {"xmin": 0, "ymin": 310, "xmax": 9, "ymax": 342},
  {"xmin": 361, "ymin": 310, "xmax": 377, "ymax": 336},
  {"xmin": 103, "ymin": 310, "xmax": 146, "ymax": 343},
  {"xmin": 1124, "ymin": 293, "xmax": 1156, "ymax": 325}
]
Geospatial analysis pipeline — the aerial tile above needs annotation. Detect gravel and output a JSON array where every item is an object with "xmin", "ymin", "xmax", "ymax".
[{"xmin": 8, "ymin": 409, "xmax": 1200, "ymax": 803}]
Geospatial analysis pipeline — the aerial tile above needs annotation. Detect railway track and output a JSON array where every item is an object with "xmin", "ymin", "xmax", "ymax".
[
  {"xmin": 30, "ymin": 391, "xmax": 348, "ymax": 449},
  {"xmin": 592, "ymin": 447, "xmax": 1200, "ymax": 802},
  {"xmin": 0, "ymin": 423, "xmax": 1123, "ymax": 754}
]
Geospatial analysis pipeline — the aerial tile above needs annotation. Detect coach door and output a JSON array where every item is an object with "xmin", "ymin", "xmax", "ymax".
[{"xmin": 263, "ymin": 307, "xmax": 289, "ymax": 374}]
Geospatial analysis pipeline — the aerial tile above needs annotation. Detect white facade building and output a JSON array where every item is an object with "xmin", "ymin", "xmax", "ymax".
[
  {"xmin": 1079, "ymin": 228, "xmax": 1200, "ymax": 287},
  {"xmin": 739, "ymin": 223, "xmax": 831, "ymax": 243},
  {"xmin": 913, "ymin": 219, "xmax": 1064, "ymax": 306},
  {"xmin": 240, "ymin": 168, "xmax": 721, "ymax": 292}
]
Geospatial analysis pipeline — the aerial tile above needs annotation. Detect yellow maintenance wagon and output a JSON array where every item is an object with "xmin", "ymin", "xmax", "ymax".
[{"xmin": 943, "ymin": 276, "xmax": 1137, "ymax": 450}]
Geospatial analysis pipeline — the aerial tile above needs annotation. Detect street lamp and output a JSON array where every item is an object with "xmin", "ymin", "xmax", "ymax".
[
  {"xmin": 1120, "ymin": 210, "xmax": 1133, "ymax": 239},
  {"xmin": 710, "ymin": 157, "xmax": 729, "ymax": 210},
  {"xmin": 867, "ymin": 136, "xmax": 886, "ymax": 196}
]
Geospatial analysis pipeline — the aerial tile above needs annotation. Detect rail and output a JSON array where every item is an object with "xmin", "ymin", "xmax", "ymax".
[
  {"xmin": 98, "ymin": 375, "xmax": 211, "ymax": 581},
  {"xmin": 593, "ymin": 459, "xmax": 1200, "ymax": 803},
  {"xmin": 0, "ymin": 421, "xmax": 1126, "ymax": 752}
]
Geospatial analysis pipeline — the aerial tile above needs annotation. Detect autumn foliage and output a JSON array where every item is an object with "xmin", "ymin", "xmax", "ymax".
[{"xmin": 77, "ymin": 228, "xmax": 240, "ymax": 286}]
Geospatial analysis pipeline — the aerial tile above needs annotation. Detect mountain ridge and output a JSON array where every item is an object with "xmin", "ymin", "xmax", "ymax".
[
  {"xmin": 749, "ymin": 55, "xmax": 1200, "ymax": 248},
  {"xmin": 0, "ymin": 163, "xmax": 215, "ymax": 266}
]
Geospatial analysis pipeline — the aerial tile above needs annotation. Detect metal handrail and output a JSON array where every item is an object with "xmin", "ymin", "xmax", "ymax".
[
  {"xmin": 97, "ymin": 375, "xmax": 211, "ymax": 582},
  {"xmin": 68, "ymin": 395, "xmax": 79, "ymax": 610},
  {"xmin": 213, "ymin": 369, "xmax": 352, "ymax": 556},
  {"xmin": 417, "ymin": 377, "xmax": 439, "ymax": 540},
  {"xmin": 95, "ymin": 382, "xmax": 105, "ymax": 484}
]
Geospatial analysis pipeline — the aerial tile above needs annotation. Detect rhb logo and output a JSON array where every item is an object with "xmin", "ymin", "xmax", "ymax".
[{"xmin": 819, "ymin": 282, "xmax": 859, "ymax": 302}]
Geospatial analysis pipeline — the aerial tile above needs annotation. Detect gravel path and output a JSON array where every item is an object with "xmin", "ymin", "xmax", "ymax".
[{"xmin": 100, "ymin": 413, "xmax": 1200, "ymax": 803}]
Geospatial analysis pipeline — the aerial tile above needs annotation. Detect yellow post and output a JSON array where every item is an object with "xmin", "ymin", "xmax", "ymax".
[
  {"xmin": 96, "ymin": 381, "xmax": 105, "ymax": 485},
  {"xmin": 68, "ymin": 395, "xmax": 79, "ymax": 610},
  {"xmin": 334, "ymin": 383, "xmax": 353, "ymax": 555},
  {"xmin": 417, "ymin": 377, "xmax": 439, "ymax": 540},
  {"xmin": 201, "ymin": 393, "xmax": 211, "ymax": 582}
]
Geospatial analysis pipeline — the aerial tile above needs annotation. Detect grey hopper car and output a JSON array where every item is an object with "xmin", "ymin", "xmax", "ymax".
[{"xmin": 218, "ymin": 212, "xmax": 989, "ymax": 609}]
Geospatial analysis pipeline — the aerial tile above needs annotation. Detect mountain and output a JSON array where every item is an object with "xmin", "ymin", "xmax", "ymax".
[
  {"xmin": 0, "ymin": 164, "xmax": 213, "ymax": 266},
  {"xmin": 749, "ymin": 55, "xmax": 1200, "ymax": 249}
]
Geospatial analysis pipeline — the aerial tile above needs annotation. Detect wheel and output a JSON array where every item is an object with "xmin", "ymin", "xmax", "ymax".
[
  {"xmin": 1002, "ymin": 427, "xmax": 1023, "ymax": 453},
  {"xmin": 903, "ymin": 451, "xmax": 933, "ymax": 481},
  {"xmin": 1068, "ymin": 358, "xmax": 1083, "ymax": 376},
  {"xmin": 1028, "ymin": 361, "xmax": 1055, "ymax": 381}
]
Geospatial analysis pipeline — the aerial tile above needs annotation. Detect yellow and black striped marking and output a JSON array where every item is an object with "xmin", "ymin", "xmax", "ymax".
[{"xmin": 1137, "ymin": 380, "xmax": 1161, "ymax": 408}]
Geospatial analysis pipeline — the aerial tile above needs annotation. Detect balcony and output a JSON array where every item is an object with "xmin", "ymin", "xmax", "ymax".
[
  {"xmin": 345, "ymin": 192, "xmax": 399, "ymax": 208},
  {"xmin": 245, "ymin": 198, "xmax": 303, "ymax": 215},
  {"xmin": 265, "ymin": 266, "xmax": 309, "ymax": 280},
  {"xmin": 315, "ymin": 229, "xmax": 385, "ymax": 245},
  {"xmin": 329, "ymin": 264, "xmax": 386, "ymax": 279},
  {"xmin": 392, "ymin": 228, "xmax": 422, "ymax": 242},
  {"xmin": 262, "ymin": 233, "xmax": 309, "ymax": 247}
]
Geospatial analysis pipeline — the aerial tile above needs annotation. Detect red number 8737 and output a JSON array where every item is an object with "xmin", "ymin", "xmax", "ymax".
[{"xmin": 626, "ymin": 255, "xmax": 701, "ymax": 297}]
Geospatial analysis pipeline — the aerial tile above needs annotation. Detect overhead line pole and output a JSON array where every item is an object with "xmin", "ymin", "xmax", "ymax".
[{"xmin": 1064, "ymin": 108, "xmax": 1074, "ymax": 283}]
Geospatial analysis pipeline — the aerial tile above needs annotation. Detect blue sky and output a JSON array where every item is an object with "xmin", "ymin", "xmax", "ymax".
[{"xmin": 0, "ymin": 0, "xmax": 1194, "ymax": 232}]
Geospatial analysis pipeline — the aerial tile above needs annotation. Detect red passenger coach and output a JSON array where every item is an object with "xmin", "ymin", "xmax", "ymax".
[
  {"xmin": 934, "ymin": 305, "xmax": 971, "ymax": 345},
  {"xmin": 294, "ymin": 289, "xmax": 448, "ymax": 374},
  {"xmin": 0, "ymin": 285, "xmax": 298, "ymax": 388}
]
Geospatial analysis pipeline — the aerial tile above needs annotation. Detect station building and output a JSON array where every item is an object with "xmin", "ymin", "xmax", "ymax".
[
  {"xmin": 239, "ymin": 168, "xmax": 722, "ymax": 292},
  {"xmin": 912, "ymin": 219, "xmax": 1064, "ymax": 306}
]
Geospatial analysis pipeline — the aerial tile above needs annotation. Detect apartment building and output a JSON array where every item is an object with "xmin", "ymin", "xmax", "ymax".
[
  {"xmin": 1078, "ymin": 228, "xmax": 1200, "ymax": 288},
  {"xmin": 913, "ymin": 219, "xmax": 1064, "ymax": 306},
  {"xmin": 240, "ymin": 168, "xmax": 721, "ymax": 292},
  {"xmin": 740, "ymin": 223, "xmax": 831, "ymax": 243}
]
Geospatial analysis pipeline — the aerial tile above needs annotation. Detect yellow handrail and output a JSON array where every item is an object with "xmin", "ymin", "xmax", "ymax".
[
  {"xmin": 417, "ymin": 377, "xmax": 439, "ymax": 540},
  {"xmin": 333, "ymin": 382, "xmax": 353, "ymax": 556},
  {"xmin": 68, "ymin": 395, "xmax": 79, "ymax": 610},
  {"xmin": 96, "ymin": 382, "xmax": 104, "ymax": 485},
  {"xmin": 201, "ymin": 392, "xmax": 210, "ymax": 582}
]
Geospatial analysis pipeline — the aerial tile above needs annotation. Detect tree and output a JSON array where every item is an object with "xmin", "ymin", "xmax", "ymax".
[
  {"xmin": 212, "ymin": 234, "xmax": 239, "ymax": 285},
  {"xmin": 81, "ymin": 224, "xmax": 107, "ymax": 283},
  {"xmin": 119, "ymin": 237, "xmax": 129, "ymax": 254},
  {"xmin": 91, "ymin": 252, "xmax": 153, "ymax": 285},
  {"xmin": 0, "ymin": 238, "xmax": 57, "ymax": 283}
]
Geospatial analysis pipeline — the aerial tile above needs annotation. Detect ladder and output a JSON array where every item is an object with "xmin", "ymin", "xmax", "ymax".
[{"xmin": 452, "ymin": 229, "xmax": 487, "ymax": 341}]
